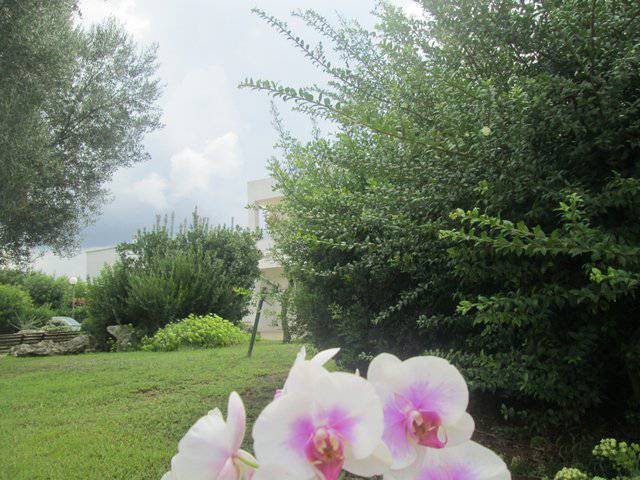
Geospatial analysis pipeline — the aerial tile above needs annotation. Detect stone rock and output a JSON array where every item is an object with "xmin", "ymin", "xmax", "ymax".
[
  {"xmin": 10, "ymin": 335, "xmax": 90, "ymax": 357},
  {"xmin": 106, "ymin": 324, "xmax": 135, "ymax": 351}
]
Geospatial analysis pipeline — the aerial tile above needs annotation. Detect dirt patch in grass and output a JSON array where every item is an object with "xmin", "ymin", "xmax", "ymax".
[
  {"xmin": 134, "ymin": 386, "xmax": 179, "ymax": 399},
  {"xmin": 240, "ymin": 373, "xmax": 286, "ymax": 415}
]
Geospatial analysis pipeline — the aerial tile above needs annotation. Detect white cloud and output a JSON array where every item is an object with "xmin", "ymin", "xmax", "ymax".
[
  {"xmin": 169, "ymin": 132, "xmax": 241, "ymax": 198},
  {"xmin": 78, "ymin": 0, "xmax": 150, "ymax": 38},
  {"xmin": 160, "ymin": 66, "xmax": 240, "ymax": 150},
  {"xmin": 131, "ymin": 172, "xmax": 168, "ymax": 210}
]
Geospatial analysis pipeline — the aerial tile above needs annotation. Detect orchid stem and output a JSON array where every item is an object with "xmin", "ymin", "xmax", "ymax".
[{"xmin": 237, "ymin": 455, "xmax": 259, "ymax": 469}]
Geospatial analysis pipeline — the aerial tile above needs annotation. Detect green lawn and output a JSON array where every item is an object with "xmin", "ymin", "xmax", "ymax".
[{"xmin": 0, "ymin": 342, "xmax": 300, "ymax": 480}]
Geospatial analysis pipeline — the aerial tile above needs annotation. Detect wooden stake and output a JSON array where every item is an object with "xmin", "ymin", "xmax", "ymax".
[{"xmin": 247, "ymin": 287, "xmax": 266, "ymax": 357}]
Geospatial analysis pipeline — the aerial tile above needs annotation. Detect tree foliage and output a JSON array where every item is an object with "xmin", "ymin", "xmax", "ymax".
[
  {"xmin": 0, "ymin": 284, "xmax": 33, "ymax": 332},
  {"xmin": 0, "ymin": 268, "xmax": 88, "ymax": 329},
  {"xmin": 0, "ymin": 0, "xmax": 162, "ymax": 265},
  {"xmin": 243, "ymin": 0, "xmax": 640, "ymax": 423}
]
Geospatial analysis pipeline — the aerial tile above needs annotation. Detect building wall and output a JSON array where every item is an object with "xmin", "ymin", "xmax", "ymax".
[
  {"xmin": 85, "ymin": 247, "xmax": 117, "ymax": 279},
  {"xmin": 244, "ymin": 177, "xmax": 287, "ymax": 339}
]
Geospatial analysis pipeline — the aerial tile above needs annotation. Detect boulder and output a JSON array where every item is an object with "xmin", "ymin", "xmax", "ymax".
[
  {"xmin": 106, "ymin": 324, "xmax": 135, "ymax": 351},
  {"xmin": 10, "ymin": 335, "xmax": 90, "ymax": 357}
]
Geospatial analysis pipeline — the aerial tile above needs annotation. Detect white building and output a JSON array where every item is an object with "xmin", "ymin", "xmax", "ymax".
[
  {"xmin": 245, "ymin": 177, "xmax": 287, "ymax": 339},
  {"xmin": 85, "ymin": 246, "xmax": 117, "ymax": 279}
]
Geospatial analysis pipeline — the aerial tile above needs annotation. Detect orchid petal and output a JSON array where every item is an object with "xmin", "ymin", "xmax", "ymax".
[
  {"xmin": 380, "ymin": 395, "xmax": 418, "ymax": 469},
  {"xmin": 312, "ymin": 371, "xmax": 383, "ymax": 459},
  {"xmin": 166, "ymin": 393, "xmax": 255, "ymax": 480},
  {"xmin": 281, "ymin": 348, "xmax": 337, "ymax": 396},
  {"xmin": 172, "ymin": 409, "xmax": 230, "ymax": 479},
  {"xmin": 445, "ymin": 412, "xmax": 474, "ymax": 446},
  {"xmin": 295, "ymin": 346, "xmax": 307, "ymax": 364},
  {"xmin": 254, "ymin": 369, "xmax": 384, "ymax": 479},
  {"xmin": 311, "ymin": 348, "xmax": 340, "ymax": 366},
  {"xmin": 368, "ymin": 353, "xmax": 408, "ymax": 393},
  {"xmin": 281, "ymin": 360, "xmax": 329, "ymax": 395},
  {"xmin": 217, "ymin": 457, "xmax": 239, "ymax": 480},
  {"xmin": 253, "ymin": 464, "xmax": 299, "ymax": 480},
  {"xmin": 402, "ymin": 356, "xmax": 469, "ymax": 424},
  {"xmin": 388, "ymin": 441, "xmax": 510, "ymax": 480},
  {"xmin": 237, "ymin": 450, "xmax": 257, "ymax": 480},
  {"xmin": 253, "ymin": 391, "xmax": 317, "ymax": 479},
  {"xmin": 344, "ymin": 441, "xmax": 392, "ymax": 477},
  {"xmin": 226, "ymin": 391, "xmax": 246, "ymax": 452}
]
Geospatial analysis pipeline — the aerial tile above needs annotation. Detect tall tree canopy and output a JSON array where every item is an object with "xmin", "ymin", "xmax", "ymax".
[{"xmin": 0, "ymin": 0, "xmax": 162, "ymax": 265}]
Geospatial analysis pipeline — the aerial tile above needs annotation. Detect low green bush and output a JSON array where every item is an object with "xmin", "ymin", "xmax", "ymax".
[
  {"xmin": 141, "ymin": 314, "xmax": 248, "ymax": 352},
  {"xmin": 0, "ymin": 284, "xmax": 34, "ymax": 332},
  {"xmin": 554, "ymin": 439, "xmax": 639, "ymax": 480}
]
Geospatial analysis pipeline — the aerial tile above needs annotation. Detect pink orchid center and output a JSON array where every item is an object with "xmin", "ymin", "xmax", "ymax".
[
  {"xmin": 305, "ymin": 427, "xmax": 345, "ymax": 480},
  {"xmin": 407, "ymin": 409, "xmax": 446, "ymax": 448}
]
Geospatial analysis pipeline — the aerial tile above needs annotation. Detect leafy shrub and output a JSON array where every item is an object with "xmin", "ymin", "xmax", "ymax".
[
  {"xmin": 554, "ymin": 439, "xmax": 640, "ymax": 480},
  {"xmin": 57, "ymin": 303, "xmax": 88, "ymax": 323},
  {"xmin": 141, "ymin": 314, "xmax": 248, "ymax": 352},
  {"xmin": 438, "ymin": 189, "xmax": 640, "ymax": 418},
  {"xmin": 30, "ymin": 304, "xmax": 56, "ymax": 322},
  {"xmin": 84, "ymin": 263, "xmax": 130, "ymax": 350},
  {"xmin": 86, "ymin": 211, "xmax": 260, "ymax": 348},
  {"xmin": 245, "ymin": 1, "xmax": 640, "ymax": 425},
  {"xmin": 0, "ymin": 284, "xmax": 34, "ymax": 332}
]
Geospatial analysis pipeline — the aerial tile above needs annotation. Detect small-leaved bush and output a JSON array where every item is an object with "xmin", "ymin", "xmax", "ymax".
[
  {"xmin": 242, "ymin": 0, "xmax": 640, "ymax": 428},
  {"xmin": 141, "ymin": 314, "xmax": 248, "ymax": 352},
  {"xmin": 554, "ymin": 439, "xmax": 640, "ymax": 480}
]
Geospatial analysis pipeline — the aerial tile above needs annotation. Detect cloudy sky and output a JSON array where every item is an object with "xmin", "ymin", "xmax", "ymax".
[{"xmin": 35, "ymin": 0, "xmax": 420, "ymax": 276}]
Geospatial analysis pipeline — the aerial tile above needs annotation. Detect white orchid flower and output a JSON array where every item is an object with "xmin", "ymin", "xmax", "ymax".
[
  {"xmin": 368, "ymin": 353, "xmax": 475, "ymax": 470},
  {"xmin": 385, "ymin": 441, "xmax": 510, "ymax": 480},
  {"xmin": 253, "ymin": 369, "xmax": 388, "ymax": 480},
  {"xmin": 162, "ymin": 392, "xmax": 257, "ymax": 480}
]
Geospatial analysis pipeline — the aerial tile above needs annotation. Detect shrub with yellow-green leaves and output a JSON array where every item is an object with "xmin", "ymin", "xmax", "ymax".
[
  {"xmin": 141, "ymin": 314, "xmax": 248, "ymax": 352},
  {"xmin": 554, "ymin": 439, "xmax": 640, "ymax": 480}
]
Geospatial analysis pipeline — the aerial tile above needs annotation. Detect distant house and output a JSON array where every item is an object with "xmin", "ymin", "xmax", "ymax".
[{"xmin": 85, "ymin": 246, "xmax": 117, "ymax": 279}]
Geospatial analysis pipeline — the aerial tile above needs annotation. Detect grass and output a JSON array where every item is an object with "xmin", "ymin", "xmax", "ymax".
[
  {"xmin": 0, "ymin": 342, "xmax": 300, "ymax": 480},
  {"xmin": 1, "ymin": 341, "xmax": 626, "ymax": 480}
]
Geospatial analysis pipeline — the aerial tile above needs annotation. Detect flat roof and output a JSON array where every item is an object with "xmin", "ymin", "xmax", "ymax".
[
  {"xmin": 247, "ymin": 177, "xmax": 283, "ymax": 203},
  {"xmin": 84, "ymin": 246, "xmax": 116, "ymax": 253}
]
